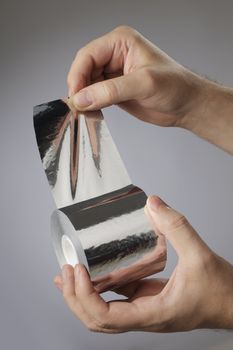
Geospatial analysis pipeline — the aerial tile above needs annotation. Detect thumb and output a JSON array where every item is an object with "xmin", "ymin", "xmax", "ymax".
[
  {"xmin": 70, "ymin": 69, "xmax": 150, "ymax": 111},
  {"xmin": 146, "ymin": 196, "xmax": 206, "ymax": 258}
]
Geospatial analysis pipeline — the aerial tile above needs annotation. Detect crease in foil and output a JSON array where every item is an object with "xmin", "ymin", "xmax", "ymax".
[{"xmin": 33, "ymin": 99, "xmax": 131, "ymax": 208}]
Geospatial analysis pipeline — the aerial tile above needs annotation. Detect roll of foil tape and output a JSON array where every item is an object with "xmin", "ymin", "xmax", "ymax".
[{"xmin": 33, "ymin": 99, "xmax": 166, "ymax": 292}]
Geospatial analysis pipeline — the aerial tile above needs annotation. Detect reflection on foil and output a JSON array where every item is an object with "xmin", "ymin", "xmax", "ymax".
[
  {"xmin": 34, "ymin": 99, "xmax": 166, "ymax": 292},
  {"xmin": 33, "ymin": 99, "xmax": 131, "ymax": 208}
]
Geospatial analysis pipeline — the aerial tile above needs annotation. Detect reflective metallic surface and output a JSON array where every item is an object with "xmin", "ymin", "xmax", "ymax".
[
  {"xmin": 33, "ymin": 99, "xmax": 131, "ymax": 208},
  {"xmin": 34, "ymin": 99, "xmax": 166, "ymax": 292}
]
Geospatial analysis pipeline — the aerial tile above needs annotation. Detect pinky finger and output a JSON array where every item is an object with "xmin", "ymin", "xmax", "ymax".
[{"xmin": 54, "ymin": 275, "xmax": 63, "ymax": 292}]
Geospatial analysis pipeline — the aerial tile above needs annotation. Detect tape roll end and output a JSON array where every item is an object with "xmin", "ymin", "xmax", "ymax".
[{"xmin": 51, "ymin": 210, "xmax": 89, "ymax": 270}]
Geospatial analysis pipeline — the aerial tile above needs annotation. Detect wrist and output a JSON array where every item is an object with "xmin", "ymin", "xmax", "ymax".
[
  {"xmin": 178, "ymin": 75, "xmax": 233, "ymax": 154},
  {"xmin": 199, "ymin": 257, "xmax": 233, "ymax": 330},
  {"xmin": 178, "ymin": 75, "xmax": 220, "ymax": 132}
]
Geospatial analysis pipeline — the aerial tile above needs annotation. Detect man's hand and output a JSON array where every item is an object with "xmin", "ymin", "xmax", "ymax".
[
  {"xmin": 54, "ymin": 196, "xmax": 233, "ymax": 333},
  {"xmin": 67, "ymin": 26, "xmax": 233, "ymax": 154},
  {"xmin": 67, "ymin": 26, "xmax": 203, "ymax": 128}
]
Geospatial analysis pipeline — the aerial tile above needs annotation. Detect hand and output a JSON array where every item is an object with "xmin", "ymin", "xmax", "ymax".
[
  {"xmin": 67, "ymin": 26, "xmax": 205, "ymax": 127},
  {"xmin": 67, "ymin": 26, "xmax": 233, "ymax": 154},
  {"xmin": 54, "ymin": 196, "xmax": 233, "ymax": 333}
]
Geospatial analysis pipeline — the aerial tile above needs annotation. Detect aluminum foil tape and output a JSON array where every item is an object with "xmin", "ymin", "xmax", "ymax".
[{"xmin": 33, "ymin": 99, "xmax": 166, "ymax": 291}]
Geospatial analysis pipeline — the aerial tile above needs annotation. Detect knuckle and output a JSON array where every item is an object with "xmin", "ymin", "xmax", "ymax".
[
  {"xmin": 102, "ymin": 80, "xmax": 118, "ymax": 102},
  {"xmin": 87, "ymin": 321, "xmax": 98, "ymax": 332},
  {"xmin": 112, "ymin": 25, "xmax": 141, "ymax": 44},
  {"xmin": 195, "ymin": 249, "xmax": 216, "ymax": 271},
  {"xmin": 95, "ymin": 317, "xmax": 109, "ymax": 330},
  {"xmin": 75, "ymin": 47, "xmax": 85, "ymax": 59},
  {"xmin": 101, "ymin": 319, "xmax": 111, "ymax": 329},
  {"xmin": 165, "ymin": 213, "xmax": 189, "ymax": 232},
  {"xmin": 142, "ymin": 67, "xmax": 157, "ymax": 91},
  {"xmin": 113, "ymin": 25, "xmax": 134, "ymax": 35},
  {"xmin": 94, "ymin": 311, "xmax": 112, "ymax": 330},
  {"xmin": 86, "ymin": 317, "xmax": 109, "ymax": 332}
]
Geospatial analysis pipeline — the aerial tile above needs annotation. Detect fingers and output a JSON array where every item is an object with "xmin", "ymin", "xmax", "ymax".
[
  {"xmin": 60, "ymin": 264, "xmax": 156, "ymax": 332},
  {"xmin": 69, "ymin": 68, "xmax": 155, "ymax": 111},
  {"xmin": 61, "ymin": 264, "xmax": 117, "ymax": 332},
  {"xmin": 67, "ymin": 26, "xmax": 156, "ymax": 109},
  {"xmin": 112, "ymin": 281, "xmax": 141, "ymax": 298},
  {"xmin": 146, "ymin": 196, "xmax": 207, "ymax": 259},
  {"xmin": 74, "ymin": 264, "xmax": 110, "ymax": 319},
  {"xmin": 67, "ymin": 26, "xmax": 140, "ymax": 96},
  {"xmin": 61, "ymin": 265, "xmax": 76, "ymax": 305},
  {"xmin": 113, "ymin": 278, "xmax": 168, "ymax": 299},
  {"xmin": 73, "ymin": 265, "xmax": 138, "ymax": 331},
  {"xmin": 67, "ymin": 32, "xmax": 117, "ymax": 96},
  {"xmin": 54, "ymin": 275, "xmax": 62, "ymax": 292},
  {"xmin": 61, "ymin": 265, "xmax": 96, "ymax": 329}
]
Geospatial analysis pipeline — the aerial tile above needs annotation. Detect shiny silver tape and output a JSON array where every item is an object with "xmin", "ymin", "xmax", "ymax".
[{"xmin": 33, "ymin": 99, "xmax": 166, "ymax": 292}]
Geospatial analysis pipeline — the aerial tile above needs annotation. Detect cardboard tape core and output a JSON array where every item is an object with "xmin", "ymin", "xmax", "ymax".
[{"xmin": 61, "ymin": 235, "xmax": 79, "ymax": 266}]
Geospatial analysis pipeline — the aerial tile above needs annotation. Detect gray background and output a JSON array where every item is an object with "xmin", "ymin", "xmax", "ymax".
[{"xmin": 1, "ymin": 0, "xmax": 233, "ymax": 349}]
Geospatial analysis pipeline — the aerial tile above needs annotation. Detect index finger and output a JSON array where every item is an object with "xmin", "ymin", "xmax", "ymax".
[{"xmin": 67, "ymin": 32, "xmax": 116, "ymax": 95}]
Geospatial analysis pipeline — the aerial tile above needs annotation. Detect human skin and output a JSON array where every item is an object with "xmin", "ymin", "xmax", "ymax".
[
  {"xmin": 67, "ymin": 26, "xmax": 233, "ymax": 155},
  {"xmin": 54, "ymin": 26, "xmax": 233, "ymax": 332},
  {"xmin": 54, "ymin": 196, "xmax": 233, "ymax": 333}
]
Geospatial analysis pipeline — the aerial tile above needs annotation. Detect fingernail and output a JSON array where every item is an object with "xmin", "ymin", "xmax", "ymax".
[
  {"xmin": 73, "ymin": 90, "xmax": 92, "ymax": 107},
  {"xmin": 147, "ymin": 196, "xmax": 166, "ymax": 213}
]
